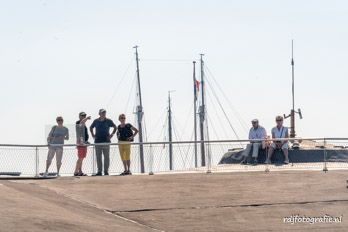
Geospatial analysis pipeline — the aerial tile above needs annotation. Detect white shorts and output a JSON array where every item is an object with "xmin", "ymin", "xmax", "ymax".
[
  {"xmin": 271, "ymin": 142, "xmax": 288, "ymax": 150},
  {"xmin": 47, "ymin": 146, "xmax": 63, "ymax": 165}
]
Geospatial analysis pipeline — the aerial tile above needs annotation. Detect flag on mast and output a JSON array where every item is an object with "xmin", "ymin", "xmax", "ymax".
[{"xmin": 195, "ymin": 79, "xmax": 200, "ymax": 100}]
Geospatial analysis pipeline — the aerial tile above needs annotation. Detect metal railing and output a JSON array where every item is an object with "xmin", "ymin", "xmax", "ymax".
[{"xmin": 0, "ymin": 138, "xmax": 348, "ymax": 177}]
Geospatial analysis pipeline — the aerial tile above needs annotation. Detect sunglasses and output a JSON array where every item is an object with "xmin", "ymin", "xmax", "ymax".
[
  {"xmin": 57, "ymin": 119, "xmax": 63, "ymax": 122},
  {"xmin": 276, "ymin": 120, "xmax": 283, "ymax": 122},
  {"xmin": 120, "ymin": 117, "xmax": 126, "ymax": 120}
]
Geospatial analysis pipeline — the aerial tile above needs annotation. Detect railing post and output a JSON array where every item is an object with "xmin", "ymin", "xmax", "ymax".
[
  {"xmin": 92, "ymin": 145, "xmax": 96, "ymax": 175},
  {"xmin": 149, "ymin": 144, "xmax": 154, "ymax": 175},
  {"xmin": 35, "ymin": 146, "xmax": 39, "ymax": 178},
  {"xmin": 206, "ymin": 142, "xmax": 212, "ymax": 174},
  {"xmin": 323, "ymin": 138, "xmax": 328, "ymax": 172}
]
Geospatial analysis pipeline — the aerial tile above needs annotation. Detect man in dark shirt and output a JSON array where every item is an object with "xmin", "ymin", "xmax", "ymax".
[{"xmin": 90, "ymin": 109, "xmax": 117, "ymax": 176}]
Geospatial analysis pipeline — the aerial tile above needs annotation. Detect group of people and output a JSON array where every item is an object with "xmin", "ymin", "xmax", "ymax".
[
  {"xmin": 43, "ymin": 109, "xmax": 138, "ymax": 177},
  {"xmin": 240, "ymin": 115, "xmax": 290, "ymax": 165}
]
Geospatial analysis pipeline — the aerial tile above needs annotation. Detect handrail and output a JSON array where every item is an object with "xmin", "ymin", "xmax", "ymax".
[{"xmin": 0, "ymin": 137, "xmax": 346, "ymax": 148}]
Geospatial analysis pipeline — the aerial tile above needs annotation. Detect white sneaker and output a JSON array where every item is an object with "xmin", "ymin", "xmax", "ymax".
[{"xmin": 43, "ymin": 172, "xmax": 48, "ymax": 177}]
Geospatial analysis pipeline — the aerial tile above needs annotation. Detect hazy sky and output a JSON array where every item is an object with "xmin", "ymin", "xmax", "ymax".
[{"xmin": 0, "ymin": 0, "xmax": 347, "ymax": 144}]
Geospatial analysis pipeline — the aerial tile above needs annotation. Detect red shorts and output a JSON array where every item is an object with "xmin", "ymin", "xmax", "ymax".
[{"xmin": 77, "ymin": 146, "xmax": 87, "ymax": 158}]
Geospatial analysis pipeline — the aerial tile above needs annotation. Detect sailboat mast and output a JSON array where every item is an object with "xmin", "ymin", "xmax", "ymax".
[
  {"xmin": 134, "ymin": 45, "xmax": 145, "ymax": 173},
  {"xmin": 168, "ymin": 91, "xmax": 173, "ymax": 170},
  {"xmin": 199, "ymin": 54, "xmax": 206, "ymax": 167},
  {"xmin": 193, "ymin": 61, "xmax": 198, "ymax": 168}
]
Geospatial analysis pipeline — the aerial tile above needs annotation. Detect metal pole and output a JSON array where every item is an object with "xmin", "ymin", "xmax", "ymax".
[
  {"xmin": 199, "ymin": 54, "xmax": 206, "ymax": 167},
  {"xmin": 168, "ymin": 91, "xmax": 173, "ymax": 170},
  {"xmin": 323, "ymin": 138, "xmax": 328, "ymax": 172},
  {"xmin": 193, "ymin": 61, "xmax": 198, "ymax": 168},
  {"xmin": 290, "ymin": 40, "xmax": 296, "ymax": 138},
  {"xmin": 92, "ymin": 145, "xmax": 96, "ymax": 175},
  {"xmin": 134, "ymin": 46, "xmax": 145, "ymax": 173},
  {"xmin": 35, "ymin": 146, "xmax": 39, "ymax": 178},
  {"xmin": 149, "ymin": 144, "xmax": 154, "ymax": 175}
]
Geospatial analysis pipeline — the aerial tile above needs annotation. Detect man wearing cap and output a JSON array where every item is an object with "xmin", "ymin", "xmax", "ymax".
[
  {"xmin": 90, "ymin": 109, "xmax": 117, "ymax": 176},
  {"xmin": 240, "ymin": 119, "xmax": 267, "ymax": 165}
]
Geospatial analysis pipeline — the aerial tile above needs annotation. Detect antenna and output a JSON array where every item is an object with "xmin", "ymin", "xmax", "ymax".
[{"xmin": 284, "ymin": 40, "xmax": 303, "ymax": 139}]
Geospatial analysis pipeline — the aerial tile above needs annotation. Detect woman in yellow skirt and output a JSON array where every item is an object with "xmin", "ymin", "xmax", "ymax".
[{"xmin": 117, "ymin": 114, "xmax": 138, "ymax": 175}]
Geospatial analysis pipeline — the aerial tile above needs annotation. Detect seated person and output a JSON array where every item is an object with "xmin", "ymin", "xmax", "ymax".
[
  {"xmin": 265, "ymin": 116, "xmax": 289, "ymax": 164},
  {"xmin": 241, "ymin": 119, "xmax": 267, "ymax": 165}
]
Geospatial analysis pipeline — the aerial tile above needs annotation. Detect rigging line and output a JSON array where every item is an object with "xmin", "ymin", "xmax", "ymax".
[
  {"xmin": 172, "ymin": 119, "xmax": 187, "ymax": 168},
  {"xmin": 145, "ymin": 108, "xmax": 167, "ymax": 141},
  {"xmin": 183, "ymin": 129, "xmax": 195, "ymax": 168},
  {"xmin": 205, "ymin": 65, "xmax": 249, "ymax": 132},
  {"xmin": 143, "ymin": 114, "xmax": 149, "ymax": 142},
  {"xmin": 140, "ymin": 58, "xmax": 193, "ymax": 63},
  {"xmin": 205, "ymin": 88, "xmax": 230, "ymax": 139},
  {"xmin": 205, "ymin": 72, "xmax": 248, "ymax": 134},
  {"xmin": 206, "ymin": 114, "xmax": 227, "ymax": 158},
  {"xmin": 180, "ymin": 101, "xmax": 194, "ymax": 136},
  {"xmin": 106, "ymin": 57, "xmax": 134, "ymax": 108},
  {"xmin": 205, "ymin": 69, "xmax": 249, "ymax": 133},
  {"xmin": 205, "ymin": 76, "xmax": 241, "ymax": 141},
  {"xmin": 156, "ymin": 112, "xmax": 168, "ymax": 142},
  {"xmin": 124, "ymin": 73, "xmax": 137, "ymax": 113}
]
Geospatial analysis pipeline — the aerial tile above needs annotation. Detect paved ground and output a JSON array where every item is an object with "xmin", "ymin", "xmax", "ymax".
[{"xmin": 0, "ymin": 170, "xmax": 347, "ymax": 232}]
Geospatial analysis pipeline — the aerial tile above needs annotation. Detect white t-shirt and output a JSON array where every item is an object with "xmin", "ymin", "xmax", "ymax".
[{"xmin": 271, "ymin": 126, "xmax": 288, "ymax": 139}]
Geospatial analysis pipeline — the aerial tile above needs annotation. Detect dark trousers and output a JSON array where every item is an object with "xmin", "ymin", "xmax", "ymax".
[{"xmin": 95, "ymin": 144, "xmax": 110, "ymax": 173}]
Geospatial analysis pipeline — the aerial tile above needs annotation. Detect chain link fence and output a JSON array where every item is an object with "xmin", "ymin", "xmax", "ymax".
[{"xmin": 0, "ymin": 138, "xmax": 348, "ymax": 177}]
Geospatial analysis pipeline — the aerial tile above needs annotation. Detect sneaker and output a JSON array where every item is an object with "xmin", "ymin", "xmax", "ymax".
[
  {"xmin": 264, "ymin": 159, "xmax": 271, "ymax": 164},
  {"xmin": 126, "ymin": 170, "xmax": 132, "ymax": 175},
  {"xmin": 240, "ymin": 158, "xmax": 248, "ymax": 165},
  {"xmin": 43, "ymin": 172, "xmax": 48, "ymax": 178},
  {"xmin": 95, "ymin": 172, "xmax": 102, "ymax": 176},
  {"xmin": 251, "ymin": 158, "xmax": 258, "ymax": 166},
  {"xmin": 78, "ymin": 172, "xmax": 87, "ymax": 176},
  {"xmin": 120, "ymin": 171, "xmax": 127, "ymax": 176},
  {"xmin": 104, "ymin": 172, "xmax": 109, "ymax": 176},
  {"xmin": 74, "ymin": 173, "xmax": 79, "ymax": 176},
  {"xmin": 284, "ymin": 159, "xmax": 290, "ymax": 164}
]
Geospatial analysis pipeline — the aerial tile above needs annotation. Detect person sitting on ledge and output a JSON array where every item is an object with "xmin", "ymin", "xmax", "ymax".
[
  {"xmin": 240, "ymin": 119, "xmax": 267, "ymax": 165},
  {"xmin": 265, "ymin": 115, "xmax": 290, "ymax": 164}
]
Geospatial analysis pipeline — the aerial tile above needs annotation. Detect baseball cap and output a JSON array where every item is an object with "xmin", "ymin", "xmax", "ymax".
[
  {"xmin": 251, "ymin": 119, "xmax": 259, "ymax": 123},
  {"xmin": 99, "ymin": 109, "xmax": 106, "ymax": 114},
  {"xmin": 79, "ymin": 112, "xmax": 87, "ymax": 116}
]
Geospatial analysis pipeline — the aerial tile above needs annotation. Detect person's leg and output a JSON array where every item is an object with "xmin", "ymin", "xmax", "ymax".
[
  {"xmin": 56, "ymin": 148, "xmax": 63, "ymax": 175},
  {"xmin": 79, "ymin": 146, "xmax": 87, "ymax": 174},
  {"xmin": 240, "ymin": 144, "xmax": 252, "ymax": 164},
  {"xmin": 125, "ymin": 143, "xmax": 131, "ymax": 172},
  {"xmin": 282, "ymin": 143, "xmax": 289, "ymax": 164},
  {"xmin": 119, "ymin": 144, "xmax": 127, "ymax": 172},
  {"xmin": 75, "ymin": 158, "xmax": 83, "ymax": 174},
  {"xmin": 103, "ymin": 145, "xmax": 110, "ymax": 175},
  {"xmin": 265, "ymin": 144, "xmax": 275, "ymax": 163},
  {"xmin": 251, "ymin": 143, "xmax": 261, "ymax": 165},
  {"xmin": 74, "ymin": 147, "xmax": 81, "ymax": 174},
  {"xmin": 45, "ymin": 147, "xmax": 55, "ymax": 173},
  {"xmin": 95, "ymin": 145, "xmax": 103, "ymax": 174}
]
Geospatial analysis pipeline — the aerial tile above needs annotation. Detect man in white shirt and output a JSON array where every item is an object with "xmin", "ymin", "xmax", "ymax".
[
  {"xmin": 265, "ymin": 116, "xmax": 290, "ymax": 164},
  {"xmin": 241, "ymin": 119, "xmax": 267, "ymax": 165}
]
